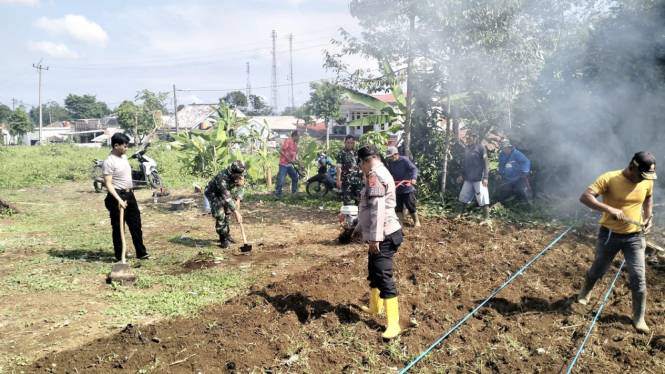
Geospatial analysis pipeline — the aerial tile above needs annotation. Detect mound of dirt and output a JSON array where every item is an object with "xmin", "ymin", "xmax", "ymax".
[{"xmin": 32, "ymin": 219, "xmax": 665, "ymax": 373}]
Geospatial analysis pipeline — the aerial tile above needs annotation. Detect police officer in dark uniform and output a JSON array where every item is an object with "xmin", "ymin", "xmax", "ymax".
[{"xmin": 352, "ymin": 144, "xmax": 403, "ymax": 339}]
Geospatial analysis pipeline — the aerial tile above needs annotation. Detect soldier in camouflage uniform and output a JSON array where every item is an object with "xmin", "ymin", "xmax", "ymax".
[
  {"xmin": 204, "ymin": 161, "xmax": 246, "ymax": 248},
  {"xmin": 336, "ymin": 135, "xmax": 362, "ymax": 206}
]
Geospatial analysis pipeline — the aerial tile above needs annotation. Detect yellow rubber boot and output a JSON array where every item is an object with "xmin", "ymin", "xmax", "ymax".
[
  {"xmin": 360, "ymin": 288, "xmax": 384, "ymax": 315},
  {"xmin": 382, "ymin": 297, "xmax": 401, "ymax": 339}
]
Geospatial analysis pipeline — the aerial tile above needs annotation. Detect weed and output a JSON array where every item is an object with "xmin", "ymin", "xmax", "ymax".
[
  {"xmin": 385, "ymin": 338, "xmax": 407, "ymax": 363},
  {"xmin": 103, "ymin": 270, "xmax": 245, "ymax": 323},
  {"xmin": 206, "ymin": 320, "xmax": 218, "ymax": 330}
]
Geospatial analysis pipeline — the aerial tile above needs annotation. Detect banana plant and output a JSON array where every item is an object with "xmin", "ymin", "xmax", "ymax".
[
  {"xmin": 343, "ymin": 60, "xmax": 472, "ymax": 128},
  {"xmin": 241, "ymin": 119, "xmax": 274, "ymax": 186},
  {"xmin": 169, "ymin": 102, "xmax": 245, "ymax": 178}
]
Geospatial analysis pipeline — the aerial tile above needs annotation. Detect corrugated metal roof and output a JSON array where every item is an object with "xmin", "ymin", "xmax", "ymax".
[
  {"xmin": 248, "ymin": 116, "xmax": 299, "ymax": 131},
  {"xmin": 163, "ymin": 104, "xmax": 245, "ymax": 131}
]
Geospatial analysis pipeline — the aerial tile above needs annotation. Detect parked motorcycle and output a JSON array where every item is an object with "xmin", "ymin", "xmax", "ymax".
[
  {"xmin": 306, "ymin": 151, "xmax": 341, "ymax": 197},
  {"xmin": 93, "ymin": 143, "xmax": 162, "ymax": 193}
]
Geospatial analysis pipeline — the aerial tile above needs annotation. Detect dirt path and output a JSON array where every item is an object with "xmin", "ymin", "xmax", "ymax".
[
  {"xmin": 27, "ymin": 216, "xmax": 665, "ymax": 373},
  {"xmin": 0, "ymin": 183, "xmax": 351, "ymax": 373}
]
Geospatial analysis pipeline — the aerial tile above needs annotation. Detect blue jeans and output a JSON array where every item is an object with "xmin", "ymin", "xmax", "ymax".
[
  {"xmin": 275, "ymin": 164, "xmax": 298, "ymax": 197},
  {"xmin": 587, "ymin": 226, "xmax": 646, "ymax": 292}
]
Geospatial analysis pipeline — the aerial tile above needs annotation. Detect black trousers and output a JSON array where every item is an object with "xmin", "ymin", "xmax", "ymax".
[
  {"xmin": 367, "ymin": 230, "xmax": 403, "ymax": 299},
  {"xmin": 395, "ymin": 193, "xmax": 417, "ymax": 214},
  {"xmin": 498, "ymin": 178, "xmax": 531, "ymax": 202},
  {"xmin": 105, "ymin": 191, "xmax": 148, "ymax": 261}
]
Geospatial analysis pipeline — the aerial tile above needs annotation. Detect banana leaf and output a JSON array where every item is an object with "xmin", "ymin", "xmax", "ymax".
[
  {"xmin": 343, "ymin": 88, "xmax": 397, "ymax": 117},
  {"xmin": 437, "ymin": 92, "xmax": 474, "ymax": 107},
  {"xmin": 382, "ymin": 61, "xmax": 407, "ymax": 112},
  {"xmin": 347, "ymin": 114, "xmax": 393, "ymax": 128}
]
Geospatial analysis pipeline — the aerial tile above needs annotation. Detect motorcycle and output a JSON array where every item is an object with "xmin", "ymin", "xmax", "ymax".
[
  {"xmin": 93, "ymin": 143, "xmax": 163, "ymax": 193},
  {"xmin": 306, "ymin": 151, "xmax": 341, "ymax": 197}
]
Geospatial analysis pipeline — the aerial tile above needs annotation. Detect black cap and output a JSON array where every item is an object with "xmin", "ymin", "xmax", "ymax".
[
  {"xmin": 631, "ymin": 151, "xmax": 657, "ymax": 180},
  {"xmin": 358, "ymin": 144, "xmax": 379, "ymax": 159}
]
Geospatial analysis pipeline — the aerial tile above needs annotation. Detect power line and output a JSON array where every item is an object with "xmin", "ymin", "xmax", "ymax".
[
  {"xmin": 46, "ymin": 35, "xmax": 334, "ymax": 67},
  {"xmin": 42, "ymin": 23, "xmax": 358, "ymax": 62},
  {"xmin": 179, "ymin": 77, "xmax": 336, "ymax": 92},
  {"xmin": 47, "ymin": 43, "xmax": 332, "ymax": 71}
]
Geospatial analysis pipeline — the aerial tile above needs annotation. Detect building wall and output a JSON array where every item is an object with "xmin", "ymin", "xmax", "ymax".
[{"xmin": 331, "ymin": 102, "xmax": 399, "ymax": 136}]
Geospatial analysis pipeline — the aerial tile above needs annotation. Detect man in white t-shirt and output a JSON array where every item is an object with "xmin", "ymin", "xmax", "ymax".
[{"xmin": 102, "ymin": 133, "xmax": 150, "ymax": 261}]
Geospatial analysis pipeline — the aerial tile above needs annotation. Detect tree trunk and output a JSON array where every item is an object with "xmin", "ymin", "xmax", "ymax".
[
  {"xmin": 325, "ymin": 118, "xmax": 330, "ymax": 149},
  {"xmin": 403, "ymin": 12, "xmax": 417, "ymax": 160},
  {"xmin": 440, "ymin": 88, "xmax": 453, "ymax": 193},
  {"xmin": 0, "ymin": 194, "xmax": 25, "ymax": 215},
  {"xmin": 133, "ymin": 112, "xmax": 139, "ymax": 147}
]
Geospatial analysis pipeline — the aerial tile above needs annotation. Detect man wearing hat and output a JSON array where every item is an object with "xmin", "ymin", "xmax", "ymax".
[
  {"xmin": 576, "ymin": 151, "xmax": 656, "ymax": 334},
  {"xmin": 352, "ymin": 144, "xmax": 403, "ymax": 340},
  {"xmin": 204, "ymin": 160, "xmax": 246, "ymax": 248},
  {"xmin": 496, "ymin": 138, "xmax": 532, "ymax": 209},
  {"xmin": 386, "ymin": 146, "xmax": 420, "ymax": 227},
  {"xmin": 447, "ymin": 130, "xmax": 491, "ymax": 224}
]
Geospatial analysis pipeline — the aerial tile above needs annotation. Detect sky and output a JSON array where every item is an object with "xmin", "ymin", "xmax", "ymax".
[{"xmin": 0, "ymin": 0, "xmax": 370, "ymax": 113}]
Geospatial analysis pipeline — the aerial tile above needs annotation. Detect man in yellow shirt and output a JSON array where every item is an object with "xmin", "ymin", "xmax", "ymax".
[{"xmin": 577, "ymin": 152, "xmax": 656, "ymax": 334}]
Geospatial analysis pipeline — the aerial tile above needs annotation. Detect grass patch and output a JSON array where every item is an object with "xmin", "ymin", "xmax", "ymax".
[{"xmin": 103, "ymin": 270, "xmax": 247, "ymax": 322}]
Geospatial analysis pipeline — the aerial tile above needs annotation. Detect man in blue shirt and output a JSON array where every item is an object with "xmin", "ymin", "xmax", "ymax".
[
  {"xmin": 497, "ymin": 138, "xmax": 532, "ymax": 208},
  {"xmin": 386, "ymin": 146, "xmax": 420, "ymax": 227}
]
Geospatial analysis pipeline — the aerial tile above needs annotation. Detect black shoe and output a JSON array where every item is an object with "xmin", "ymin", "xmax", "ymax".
[
  {"xmin": 227, "ymin": 236, "xmax": 237, "ymax": 244},
  {"xmin": 219, "ymin": 241, "xmax": 229, "ymax": 249}
]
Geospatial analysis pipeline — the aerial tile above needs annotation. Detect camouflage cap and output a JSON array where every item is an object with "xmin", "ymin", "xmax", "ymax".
[{"xmin": 228, "ymin": 160, "xmax": 246, "ymax": 176}]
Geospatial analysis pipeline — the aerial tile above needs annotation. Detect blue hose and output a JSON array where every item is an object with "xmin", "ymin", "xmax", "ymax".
[
  {"xmin": 399, "ymin": 219, "xmax": 578, "ymax": 374},
  {"xmin": 566, "ymin": 259, "xmax": 625, "ymax": 374}
]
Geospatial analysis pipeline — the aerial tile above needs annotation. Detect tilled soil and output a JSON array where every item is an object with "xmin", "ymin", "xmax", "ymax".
[{"xmin": 32, "ymin": 218, "xmax": 665, "ymax": 373}]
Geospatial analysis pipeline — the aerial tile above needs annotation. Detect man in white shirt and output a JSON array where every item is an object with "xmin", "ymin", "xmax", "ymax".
[{"xmin": 102, "ymin": 133, "xmax": 150, "ymax": 261}]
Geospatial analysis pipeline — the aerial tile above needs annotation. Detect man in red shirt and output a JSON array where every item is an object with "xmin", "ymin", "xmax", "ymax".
[{"xmin": 275, "ymin": 130, "xmax": 301, "ymax": 200}]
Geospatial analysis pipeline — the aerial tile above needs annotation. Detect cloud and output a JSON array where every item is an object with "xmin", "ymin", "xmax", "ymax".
[
  {"xmin": 0, "ymin": 0, "xmax": 40, "ymax": 5},
  {"xmin": 27, "ymin": 40, "xmax": 79, "ymax": 58},
  {"xmin": 33, "ymin": 14, "xmax": 109, "ymax": 47}
]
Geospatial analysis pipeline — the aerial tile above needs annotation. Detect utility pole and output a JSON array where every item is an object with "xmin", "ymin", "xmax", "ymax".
[
  {"xmin": 288, "ymin": 34, "xmax": 295, "ymax": 109},
  {"xmin": 11, "ymin": 98, "xmax": 18, "ymax": 111},
  {"xmin": 33, "ymin": 61, "xmax": 49, "ymax": 145},
  {"xmin": 173, "ymin": 84, "xmax": 179, "ymax": 135},
  {"xmin": 270, "ymin": 30, "xmax": 278, "ymax": 111},
  {"xmin": 246, "ymin": 62, "xmax": 252, "ymax": 111}
]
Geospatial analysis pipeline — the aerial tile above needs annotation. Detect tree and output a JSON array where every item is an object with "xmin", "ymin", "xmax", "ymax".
[
  {"xmin": 281, "ymin": 106, "xmax": 298, "ymax": 116},
  {"xmin": 64, "ymin": 94, "xmax": 111, "ymax": 119},
  {"xmin": 7, "ymin": 109, "xmax": 33, "ymax": 139},
  {"xmin": 177, "ymin": 104, "xmax": 185, "ymax": 112},
  {"xmin": 220, "ymin": 91, "xmax": 248, "ymax": 109},
  {"xmin": 0, "ymin": 105, "xmax": 11, "ymax": 124},
  {"xmin": 116, "ymin": 101, "xmax": 140, "ymax": 144},
  {"xmin": 305, "ymin": 80, "xmax": 344, "ymax": 149},
  {"xmin": 29, "ymin": 101, "xmax": 72, "ymax": 125},
  {"xmin": 246, "ymin": 95, "xmax": 274, "ymax": 116},
  {"xmin": 116, "ymin": 90, "xmax": 169, "ymax": 146}
]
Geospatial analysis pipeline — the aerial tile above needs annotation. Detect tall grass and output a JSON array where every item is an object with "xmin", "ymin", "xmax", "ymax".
[{"xmin": 0, "ymin": 143, "xmax": 263, "ymax": 191}]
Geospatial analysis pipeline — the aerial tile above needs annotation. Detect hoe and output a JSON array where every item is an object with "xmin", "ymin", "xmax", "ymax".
[{"xmin": 106, "ymin": 207, "xmax": 138, "ymax": 285}]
